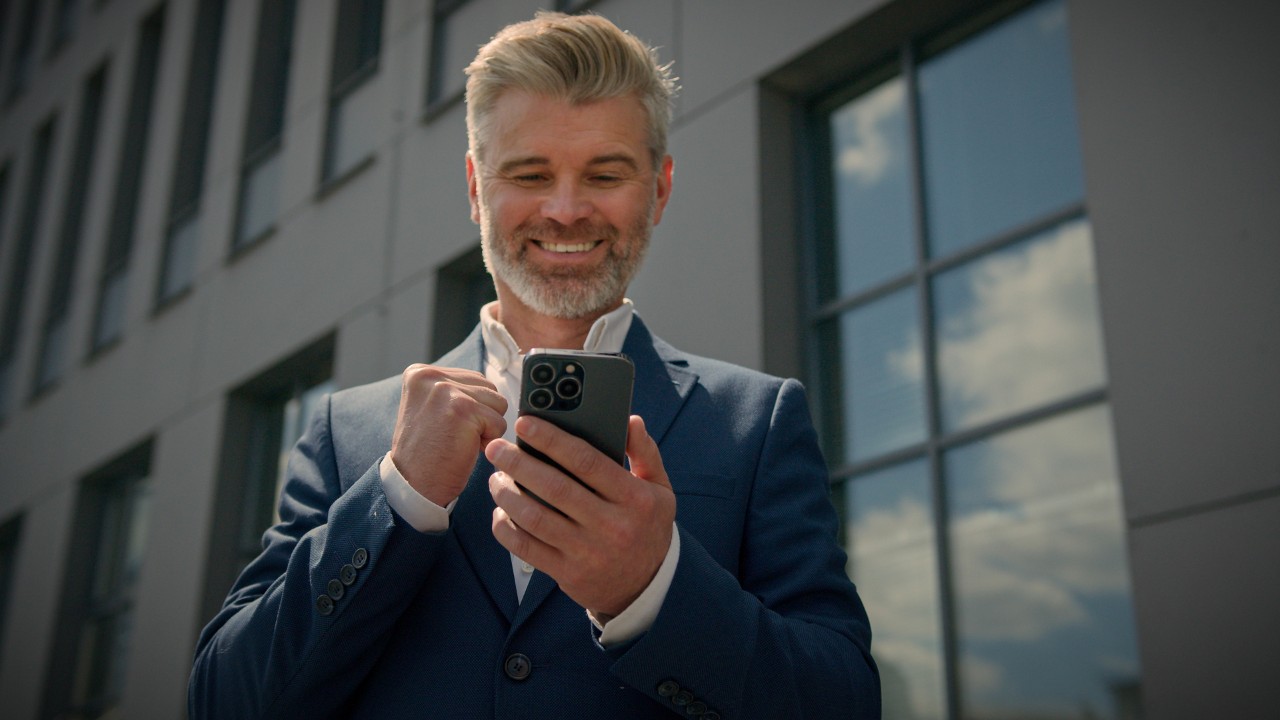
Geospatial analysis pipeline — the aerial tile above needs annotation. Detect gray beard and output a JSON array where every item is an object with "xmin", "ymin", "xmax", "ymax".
[{"xmin": 480, "ymin": 206, "xmax": 652, "ymax": 321}]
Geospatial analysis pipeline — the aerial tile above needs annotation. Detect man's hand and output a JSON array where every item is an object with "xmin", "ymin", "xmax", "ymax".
[
  {"xmin": 389, "ymin": 364, "xmax": 507, "ymax": 507},
  {"xmin": 485, "ymin": 415, "xmax": 676, "ymax": 618}
]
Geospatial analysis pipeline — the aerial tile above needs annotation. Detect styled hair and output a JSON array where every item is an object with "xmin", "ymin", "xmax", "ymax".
[{"xmin": 465, "ymin": 12, "xmax": 678, "ymax": 168}]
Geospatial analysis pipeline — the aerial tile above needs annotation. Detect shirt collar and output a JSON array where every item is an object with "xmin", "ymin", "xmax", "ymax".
[{"xmin": 479, "ymin": 300, "xmax": 635, "ymax": 371}]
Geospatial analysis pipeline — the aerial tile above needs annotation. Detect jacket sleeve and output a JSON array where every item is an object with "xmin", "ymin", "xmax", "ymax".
[
  {"xmin": 607, "ymin": 378, "xmax": 881, "ymax": 719},
  {"xmin": 187, "ymin": 393, "xmax": 450, "ymax": 719}
]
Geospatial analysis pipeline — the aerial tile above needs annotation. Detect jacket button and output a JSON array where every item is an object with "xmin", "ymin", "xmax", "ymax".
[
  {"xmin": 352, "ymin": 547, "xmax": 368, "ymax": 568},
  {"xmin": 657, "ymin": 680, "xmax": 680, "ymax": 698},
  {"xmin": 504, "ymin": 653, "xmax": 532, "ymax": 681},
  {"xmin": 340, "ymin": 563, "xmax": 357, "ymax": 585},
  {"xmin": 702, "ymin": 713, "xmax": 720, "ymax": 720},
  {"xmin": 326, "ymin": 578, "xmax": 345, "ymax": 600},
  {"xmin": 686, "ymin": 700, "xmax": 708, "ymax": 715},
  {"xmin": 673, "ymin": 690, "xmax": 693, "ymax": 706},
  {"xmin": 315, "ymin": 594, "xmax": 335, "ymax": 616}
]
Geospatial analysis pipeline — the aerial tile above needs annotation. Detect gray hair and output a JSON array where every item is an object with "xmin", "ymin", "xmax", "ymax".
[{"xmin": 465, "ymin": 12, "xmax": 678, "ymax": 168}]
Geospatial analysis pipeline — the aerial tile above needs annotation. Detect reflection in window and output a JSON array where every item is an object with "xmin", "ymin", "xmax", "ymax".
[
  {"xmin": 43, "ymin": 443, "xmax": 153, "ymax": 720},
  {"xmin": 322, "ymin": 0, "xmax": 383, "ymax": 183},
  {"xmin": 36, "ymin": 64, "xmax": 109, "ymax": 395},
  {"xmin": 821, "ymin": 288, "xmax": 926, "ymax": 464},
  {"xmin": 92, "ymin": 6, "xmax": 166, "ymax": 352},
  {"xmin": 0, "ymin": 117, "xmax": 58, "ymax": 419},
  {"xmin": 233, "ymin": 0, "xmax": 296, "ymax": 250},
  {"xmin": 839, "ymin": 459, "xmax": 945, "ymax": 720},
  {"xmin": 828, "ymin": 76, "xmax": 915, "ymax": 299},
  {"xmin": 918, "ymin": 0, "xmax": 1085, "ymax": 258},
  {"xmin": 200, "ymin": 336, "xmax": 334, "ymax": 625},
  {"xmin": 934, "ymin": 218, "xmax": 1107, "ymax": 432},
  {"xmin": 947, "ymin": 406, "xmax": 1139, "ymax": 718},
  {"xmin": 157, "ymin": 0, "xmax": 227, "ymax": 305},
  {"xmin": 810, "ymin": 2, "xmax": 1141, "ymax": 718}
]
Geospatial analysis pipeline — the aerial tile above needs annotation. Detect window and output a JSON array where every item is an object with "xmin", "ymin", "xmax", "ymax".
[
  {"xmin": 424, "ymin": 0, "xmax": 541, "ymax": 113},
  {"xmin": 553, "ymin": 0, "xmax": 600, "ymax": 13},
  {"xmin": 0, "ymin": 116, "xmax": 58, "ymax": 420},
  {"xmin": 90, "ymin": 5, "xmax": 165, "ymax": 353},
  {"xmin": 432, "ymin": 243, "xmax": 495, "ymax": 358},
  {"xmin": 806, "ymin": 2, "xmax": 1142, "ymax": 719},
  {"xmin": 321, "ymin": 0, "xmax": 383, "ymax": 184},
  {"xmin": 34, "ymin": 64, "xmax": 108, "ymax": 396},
  {"xmin": 42, "ymin": 442, "xmax": 153, "ymax": 720},
  {"xmin": 0, "ymin": 515, "xmax": 22, "ymax": 678},
  {"xmin": 232, "ymin": 0, "xmax": 296, "ymax": 250},
  {"xmin": 4, "ymin": 0, "xmax": 41, "ymax": 102},
  {"xmin": 156, "ymin": 0, "xmax": 226, "ymax": 306},
  {"xmin": 49, "ymin": 0, "xmax": 86, "ymax": 56},
  {"xmin": 200, "ymin": 335, "xmax": 334, "ymax": 624}
]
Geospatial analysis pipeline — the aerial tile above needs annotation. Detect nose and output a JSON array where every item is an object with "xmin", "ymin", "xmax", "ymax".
[{"xmin": 540, "ymin": 179, "xmax": 593, "ymax": 226}]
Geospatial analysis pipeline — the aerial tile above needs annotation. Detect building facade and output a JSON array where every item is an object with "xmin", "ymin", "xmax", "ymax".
[{"xmin": 0, "ymin": 0, "xmax": 1275, "ymax": 718}]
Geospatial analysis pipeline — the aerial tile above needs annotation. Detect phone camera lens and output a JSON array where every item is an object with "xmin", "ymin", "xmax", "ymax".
[
  {"xmin": 556, "ymin": 376, "xmax": 581, "ymax": 400},
  {"xmin": 529, "ymin": 387, "xmax": 554, "ymax": 410},
  {"xmin": 530, "ymin": 362, "xmax": 555, "ymax": 385}
]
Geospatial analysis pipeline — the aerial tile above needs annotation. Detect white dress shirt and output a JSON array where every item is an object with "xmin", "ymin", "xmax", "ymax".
[{"xmin": 378, "ymin": 300, "xmax": 679, "ymax": 645}]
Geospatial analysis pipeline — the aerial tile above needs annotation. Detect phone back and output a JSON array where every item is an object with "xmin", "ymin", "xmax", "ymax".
[{"xmin": 517, "ymin": 350, "xmax": 634, "ymax": 474}]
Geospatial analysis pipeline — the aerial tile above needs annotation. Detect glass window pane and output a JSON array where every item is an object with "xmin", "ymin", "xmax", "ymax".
[
  {"xmin": 946, "ymin": 405, "xmax": 1142, "ymax": 719},
  {"xmin": 160, "ymin": 214, "xmax": 199, "ymax": 301},
  {"xmin": 918, "ymin": 0, "xmax": 1084, "ymax": 257},
  {"xmin": 326, "ymin": 78, "xmax": 378, "ymax": 180},
  {"xmin": 840, "ymin": 459, "xmax": 945, "ymax": 720},
  {"xmin": 829, "ymin": 76, "xmax": 915, "ymax": 297},
  {"xmin": 237, "ymin": 150, "xmax": 281, "ymax": 246},
  {"xmin": 823, "ymin": 289, "xmax": 927, "ymax": 463},
  {"xmin": 94, "ymin": 268, "xmax": 129, "ymax": 349},
  {"xmin": 934, "ymin": 217, "xmax": 1106, "ymax": 432}
]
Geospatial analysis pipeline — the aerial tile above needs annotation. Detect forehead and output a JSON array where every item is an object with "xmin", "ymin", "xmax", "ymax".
[{"xmin": 483, "ymin": 90, "xmax": 650, "ymax": 166}]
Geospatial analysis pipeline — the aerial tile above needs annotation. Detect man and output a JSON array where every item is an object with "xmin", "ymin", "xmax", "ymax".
[{"xmin": 190, "ymin": 12, "xmax": 878, "ymax": 719}]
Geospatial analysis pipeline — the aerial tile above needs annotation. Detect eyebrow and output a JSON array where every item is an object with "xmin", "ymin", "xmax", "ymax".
[{"xmin": 496, "ymin": 153, "xmax": 641, "ymax": 175}]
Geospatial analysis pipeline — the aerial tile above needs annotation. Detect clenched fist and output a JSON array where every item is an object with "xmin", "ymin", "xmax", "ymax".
[{"xmin": 389, "ymin": 364, "xmax": 507, "ymax": 507}]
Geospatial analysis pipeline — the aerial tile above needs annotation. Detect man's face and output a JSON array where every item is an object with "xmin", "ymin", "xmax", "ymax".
[{"xmin": 468, "ymin": 90, "xmax": 673, "ymax": 320}]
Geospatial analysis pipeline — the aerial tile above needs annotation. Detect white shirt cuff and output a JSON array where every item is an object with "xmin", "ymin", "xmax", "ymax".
[
  {"xmin": 378, "ymin": 453, "xmax": 455, "ymax": 533},
  {"xmin": 590, "ymin": 523, "xmax": 681, "ymax": 647}
]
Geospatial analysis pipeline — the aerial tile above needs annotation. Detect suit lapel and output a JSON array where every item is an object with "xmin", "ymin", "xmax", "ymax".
[{"xmin": 437, "ymin": 317, "xmax": 699, "ymax": 630}]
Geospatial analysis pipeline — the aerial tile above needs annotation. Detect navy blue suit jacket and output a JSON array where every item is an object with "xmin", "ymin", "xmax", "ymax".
[{"xmin": 190, "ymin": 317, "xmax": 879, "ymax": 718}]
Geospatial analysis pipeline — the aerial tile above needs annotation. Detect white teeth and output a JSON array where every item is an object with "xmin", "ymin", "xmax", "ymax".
[{"xmin": 538, "ymin": 241, "xmax": 599, "ymax": 253}]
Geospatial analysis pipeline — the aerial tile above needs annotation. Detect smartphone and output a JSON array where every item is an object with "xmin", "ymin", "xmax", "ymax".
[{"xmin": 517, "ymin": 350, "xmax": 635, "ymax": 497}]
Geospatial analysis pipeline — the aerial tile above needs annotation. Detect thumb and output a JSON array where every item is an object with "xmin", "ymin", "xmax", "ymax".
[{"xmin": 626, "ymin": 415, "xmax": 671, "ymax": 490}]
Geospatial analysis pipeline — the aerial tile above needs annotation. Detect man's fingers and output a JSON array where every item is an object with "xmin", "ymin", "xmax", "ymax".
[{"xmin": 624, "ymin": 415, "xmax": 670, "ymax": 489}]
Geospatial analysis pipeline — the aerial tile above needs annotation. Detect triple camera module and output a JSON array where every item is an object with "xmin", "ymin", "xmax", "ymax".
[{"xmin": 527, "ymin": 360, "xmax": 584, "ymax": 412}]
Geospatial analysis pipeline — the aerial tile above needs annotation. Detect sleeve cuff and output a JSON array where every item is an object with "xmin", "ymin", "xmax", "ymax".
[
  {"xmin": 590, "ymin": 522, "xmax": 681, "ymax": 647},
  {"xmin": 379, "ymin": 453, "xmax": 455, "ymax": 533}
]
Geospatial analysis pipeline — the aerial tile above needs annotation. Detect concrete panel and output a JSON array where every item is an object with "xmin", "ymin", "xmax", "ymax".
[
  {"xmin": 629, "ymin": 86, "xmax": 763, "ymax": 369},
  {"xmin": 120, "ymin": 399, "xmax": 225, "ymax": 720},
  {"xmin": 1068, "ymin": 0, "xmax": 1280, "ymax": 519},
  {"xmin": 1127, "ymin": 494, "xmax": 1280, "ymax": 719}
]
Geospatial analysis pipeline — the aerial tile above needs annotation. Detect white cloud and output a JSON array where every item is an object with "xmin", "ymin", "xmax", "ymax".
[{"xmin": 835, "ymin": 80, "xmax": 907, "ymax": 188}]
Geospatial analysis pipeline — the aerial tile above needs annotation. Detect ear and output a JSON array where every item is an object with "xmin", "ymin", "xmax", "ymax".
[
  {"xmin": 466, "ymin": 152, "xmax": 481, "ymax": 225},
  {"xmin": 651, "ymin": 155, "xmax": 674, "ymax": 226}
]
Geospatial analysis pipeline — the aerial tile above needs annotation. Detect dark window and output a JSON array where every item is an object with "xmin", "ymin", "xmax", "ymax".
[
  {"xmin": 49, "ymin": 0, "xmax": 86, "ymax": 56},
  {"xmin": 90, "ymin": 5, "xmax": 165, "ymax": 353},
  {"xmin": 0, "ymin": 514, "xmax": 23, "ymax": 678},
  {"xmin": 4, "ymin": 0, "xmax": 41, "ymax": 102},
  {"xmin": 432, "ymin": 243, "xmax": 495, "ymax": 358},
  {"xmin": 424, "ymin": 0, "xmax": 543, "ymax": 114},
  {"xmin": 156, "ymin": 0, "xmax": 227, "ymax": 306},
  {"xmin": 232, "ymin": 0, "xmax": 296, "ymax": 250},
  {"xmin": 200, "ymin": 335, "xmax": 334, "ymax": 625},
  {"xmin": 42, "ymin": 441, "xmax": 153, "ymax": 720},
  {"xmin": 34, "ymin": 64, "xmax": 109, "ymax": 396},
  {"xmin": 805, "ymin": 2, "xmax": 1142, "ymax": 718},
  {"xmin": 0, "ymin": 116, "xmax": 58, "ymax": 420},
  {"xmin": 321, "ymin": 0, "xmax": 383, "ymax": 184}
]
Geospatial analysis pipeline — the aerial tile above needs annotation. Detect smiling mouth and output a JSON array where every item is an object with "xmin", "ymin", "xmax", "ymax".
[{"xmin": 535, "ymin": 240, "xmax": 602, "ymax": 253}]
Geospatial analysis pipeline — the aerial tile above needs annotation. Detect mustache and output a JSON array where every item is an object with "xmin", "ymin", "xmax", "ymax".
[{"xmin": 513, "ymin": 220, "xmax": 620, "ymax": 244}]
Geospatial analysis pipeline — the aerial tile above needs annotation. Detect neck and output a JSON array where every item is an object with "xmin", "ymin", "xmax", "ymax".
[{"xmin": 492, "ymin": 290, "xmax": 620, "ymax": 352}]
